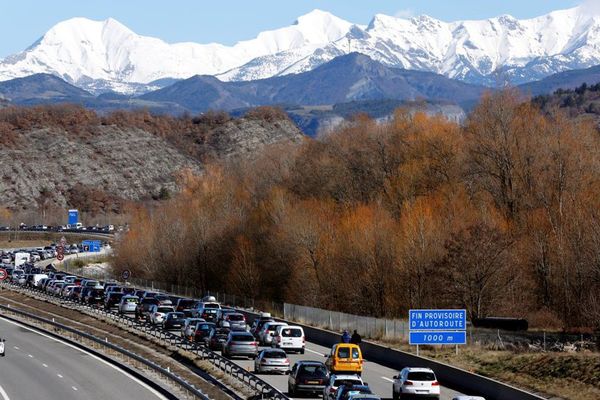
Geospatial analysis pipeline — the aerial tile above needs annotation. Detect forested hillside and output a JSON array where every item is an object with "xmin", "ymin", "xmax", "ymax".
[{"xmin": 115, "ymin": 90, "xmax": 600, "ymax": 330}]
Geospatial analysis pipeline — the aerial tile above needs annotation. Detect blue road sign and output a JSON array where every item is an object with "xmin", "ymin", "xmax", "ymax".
[
  {"xmin": 409, "ymin": 331, "xmax": 467, "ymax": 345},
  {"xmin": 82, "ymin": 240, "xmax": 101, "ymax": 252},
  {"xmin": 409, "ymin": 309, "xmax": 466, "ymax": 331},
  {"xmin": 68, "ymin": 209, "xmax": 79, "ymax": 225}
]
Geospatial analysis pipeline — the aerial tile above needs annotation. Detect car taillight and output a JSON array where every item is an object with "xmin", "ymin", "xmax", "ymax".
[
  {"xmin": 431, "ymin": 381, "xmax": 439, "ymax": 386},
  {"xmin": 284, "ymin": 359, "xmax": 289, "ymax": 364},
  {"xmin": 251, "ymin": 342, "xmax": 258, "ymax": 346},
  {"xmin": 404, "ymin": 381, "xmax": 413, "ymax": 386},
  {"xmin": 329, "ymin": 388, "xmax": 336, "ymax": 393},
  {"xmin": 302, "ymin": 336, "xmax": 305, "ymax": 343}
]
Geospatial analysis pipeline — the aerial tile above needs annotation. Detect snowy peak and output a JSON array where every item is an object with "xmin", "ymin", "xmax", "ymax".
[{"xmin": 3, "ymin": 6, "xmax": 600, "ymax": 93}]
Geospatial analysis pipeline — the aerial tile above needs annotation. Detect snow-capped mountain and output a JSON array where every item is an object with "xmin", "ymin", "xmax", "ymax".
[
  {"xmin": 2, "ymin": 6, "xmax": 600, "ymax": 93},
  {"xmin": 0, "ymin": 10, "xmax": 353, "ymax": 94}
]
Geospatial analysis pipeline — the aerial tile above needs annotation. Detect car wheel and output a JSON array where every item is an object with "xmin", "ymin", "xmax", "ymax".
[
  {"xmin": 288, "ymin": 384, "xmax": 295, "ymax": 396},
  {"xmin": 392, "ymin": 390, "xmax": 399, "ymax": 400},
  {"xmin": 300, "ymin": 348, "xmax": 305, "ymax": 354}
]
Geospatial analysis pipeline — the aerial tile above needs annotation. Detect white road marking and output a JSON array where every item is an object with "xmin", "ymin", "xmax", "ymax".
[
  {"xmin": 42, "ymin": 363, "xmax": 48, "ymax": 368},
  {"xmin": 381, "ymin": 377, "xmax": 394, "ymax": 383},
  {"xmin": 57, "ymin": 374, "xmax": 63, "ymax": 378},
  {"xmin": 13, "ymin": 346, "xmax": 19, "ymax": 350},
  {"xmin": 0, "ymin": 316, "xmax": 168, "ymax": 400},
  {"xmin": 0, "ymin": 384, "xmax": 10, "ymax": 400},
  {"xmin": 72, "ymin": 387, "xmax": 78, "ymax": 391},
  {"xmin": 305, "ymin": 348, "xmax": 325, "ymax": 356},
  {"xmin": 28, "ymin": 354, "xmax": 33, "ymax": 358}
]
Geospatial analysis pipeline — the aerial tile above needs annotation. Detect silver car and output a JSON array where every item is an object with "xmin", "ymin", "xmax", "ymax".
[
  {"xmin": 221, "ymin": 313, "xmax": 247, "ymax": 331},
  {"xmin": 118, "ymin": 295, "xmax": 139, "ymax": 314},
  {"xmin": 222, "ymin": 331, "xmax": 258, "ymax": 359},
  {"xmin": 254, "ymin": 349, "xmax": 290, "ymax": 374}
]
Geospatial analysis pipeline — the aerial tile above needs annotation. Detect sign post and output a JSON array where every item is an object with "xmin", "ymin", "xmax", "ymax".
[{"xmin": 409, "ymin": 309, "xmax": 467, "ymax": 355}]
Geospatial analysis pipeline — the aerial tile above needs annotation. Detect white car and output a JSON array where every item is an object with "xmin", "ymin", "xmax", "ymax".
[
  {"xmin": 392, "ymin": 367, "xmax": 440, "ymax": 399},
  {"xmin": 272, "ymin": 325, "xmax": 305, "ymax": 354},
  {"xmin": 323, "ymin": 374, "xmax": 364, "ymax": 400},
  {"xmin": 149, "ymin": 305, "xmax": 175, "ymax": 325},
  {"xmin": 452, "ymin": 397, "xmax": 486, "ymax": 400}
]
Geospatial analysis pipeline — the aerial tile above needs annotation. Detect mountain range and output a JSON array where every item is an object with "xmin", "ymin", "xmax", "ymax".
[{"xmin": 2, "ymin": 6, "xmax": 600, "ymax": 94}]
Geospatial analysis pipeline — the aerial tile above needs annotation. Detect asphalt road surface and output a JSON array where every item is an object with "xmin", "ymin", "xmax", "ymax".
[
  {"xmin": 0, "ymin": 317, "xmax": 167, "ymax": 400},
  {"xmin": 173, "ymin": 330, "xmax": 464, "ymax": 400}
]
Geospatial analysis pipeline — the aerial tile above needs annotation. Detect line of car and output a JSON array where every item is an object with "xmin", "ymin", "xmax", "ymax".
[{"xmin": 5, "ymin": 262, "xmax": 482, "ymax": 400}]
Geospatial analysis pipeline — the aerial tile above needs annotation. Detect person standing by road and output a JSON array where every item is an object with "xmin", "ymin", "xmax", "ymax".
[
  {"xmin": 341, "ymin": 330, "xmax": 351, "ymax": 343},
  {"xmin": 350, "ymin": 330, "xmax": 362, "ymax": 345}
]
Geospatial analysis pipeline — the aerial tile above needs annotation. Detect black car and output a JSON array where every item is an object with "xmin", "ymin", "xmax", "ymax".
[
  {"xmin": 84, "ymin": 288, "xmax": 105, "ymax": 305},
  {"xmin": 194, "ymin": 322, "xmax": 216, "ymax": 343},
  {"xmin": 176, "ymin": 298, "xmax": 198, "ymax": 312},
  {"xmin": 288, "ymin": 361, "xmax": 329, "ymax": 396},
  {"xmin": 105, "ymin": 292, "xmax": 124, "ymax": 310},
  {"xmin": 204, "ymin": 327, "xmax": 230, "ymax": 350},
  {"xmin": 136, "ymin": 297, "xmax": 159, "ymax": 320},
  {"xmin": 335, "ymin": 385, "xmax": 372, "ymax": 400},
  {"xmin": 162, "ymin": 312, "xmax": 186, "ymax": 330},
  {"xmin": 78, "ymin": 287, "xmax": 93, "ymax": 302}
]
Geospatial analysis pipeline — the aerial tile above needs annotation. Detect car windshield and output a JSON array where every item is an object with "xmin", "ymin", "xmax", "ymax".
[
  {"xmin": 157, "ymin": 307, "xmax": 173, "ymax": 313},
  {"xmin": 300, "ymin": 365, "xmax": 328, "ymax": 377},
  {"xmin": 125, "ymin": 297, "xmax": 138, "ymax": 303},
  {"xmin": 334, "ymin": 379, "xmax": 362, "ymax": 387},
  {"xmin": 282, "ymin": 328, "xmax": 302, "ymax": 337},
  {"xmin": 338, "ymin": 348, "xmax": 350, "ymax": 358},
  {"xmin": 204, "ymin": 303, "xmax": 219, "ymax": 309},
  {"xmin": 179, "ymin": 300, "xmax": 197, "ymax": 307},
  {"xmin": 232, "ymin": 334, "xmax": 254, "ymax": 342},
  {"xmin": 407, "ymin": 372, "xmax": 436, "ymax": 381},
  {"xmin": 228, "ymin": 314, "xmax": 244, "ymax": 321},
  {"xmin": 267, "ymin": 324, "xmax": 282, "ymax": 331},
  {"xmin": 169, "ymin": 313, "xmax": 184, "ymax": 319},
  {"xmin": 198, "ymin": 323, "xmax": 214, "ymax": 330},
  {"xmin": 264, "ymin": 351, "xmax": 287, "ymax": 358}
]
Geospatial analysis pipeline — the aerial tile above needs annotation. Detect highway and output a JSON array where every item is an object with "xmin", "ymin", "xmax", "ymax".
[
  {"xmin": 0, "ymin": 317, "xmax": 167, "ymax": 400},
  {"xmin": 172, "ymin": 330, "xmax": 463, "ymax": 400},
  {"xmin": 229, "ymin": 342, "xmax": 463, "ymax": 400}
]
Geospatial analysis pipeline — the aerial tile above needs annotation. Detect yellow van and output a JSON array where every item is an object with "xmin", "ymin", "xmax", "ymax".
[{"xmin": 325, "ymin": 343, "xmax": 363, "ymax": 375}]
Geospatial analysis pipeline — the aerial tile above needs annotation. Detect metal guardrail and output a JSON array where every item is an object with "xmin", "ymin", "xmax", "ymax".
[
  {"xmin": 2, "ymin": 282, "xmax": 288, "ymax": 400},
  {"xmin": 0, "ymin": 303, "xmax": 207, "ymax": 400}
]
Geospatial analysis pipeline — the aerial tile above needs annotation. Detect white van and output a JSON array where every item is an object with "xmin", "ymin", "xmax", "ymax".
[
  {"xmin": 272, "ymin": 325, "xmax": 305, "ymax": 354},
  {"xmin": 14, "ymin": 252, "xmax": 30, "ymax": 267},
  {"xmin": 32, "ymin": 274, "xmax": 48, "ymax": 288}
]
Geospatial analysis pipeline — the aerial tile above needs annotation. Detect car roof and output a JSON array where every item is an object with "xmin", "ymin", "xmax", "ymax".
[
  {"xmin": 452, "ymin": 397, "xmax": 486, "ymax": 400},
  {"xmin": 331, "ymin": 374, "xmax": 362, "ymax": 380},
  {"xmin": 403, "ymin": 367, "xmax": 435, "ymax": 373},
  {"xmin": 297, "ymin": 360, "xmax": 325, "ymax": 366}
]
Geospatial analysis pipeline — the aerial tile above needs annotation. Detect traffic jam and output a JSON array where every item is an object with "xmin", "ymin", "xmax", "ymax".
[{"xmin": 0, "ymin": 244, "xmax": 478, "ymax": 400}]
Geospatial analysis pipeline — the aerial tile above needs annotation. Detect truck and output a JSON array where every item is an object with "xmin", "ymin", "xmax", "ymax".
[{"xmin": 14, "ymin": 252, "xmax": 30, "ymax": 267}]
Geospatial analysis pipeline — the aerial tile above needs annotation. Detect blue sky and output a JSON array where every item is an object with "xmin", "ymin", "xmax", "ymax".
[{"xmin": 0, "ymin": 0, "xmax": 581, "ymax": 58}]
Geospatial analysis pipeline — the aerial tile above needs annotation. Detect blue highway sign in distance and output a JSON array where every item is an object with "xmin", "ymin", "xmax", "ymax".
[
  {"xmin": 409, "ymin": 309, "xmax": 466, "ymax": 331},
  {"xmin": 409, "ymin": 331, "xmax": 467, "ymax": 345}
]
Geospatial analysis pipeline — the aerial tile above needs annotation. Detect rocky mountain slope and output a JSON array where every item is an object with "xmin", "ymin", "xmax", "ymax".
[
  {"xmin": 2, "ymin": 6, "xmax": 600, "ymax": 92},
  {"xmin": 0, "ymin": 107, "xmax": 303, "ymax": 211}
]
